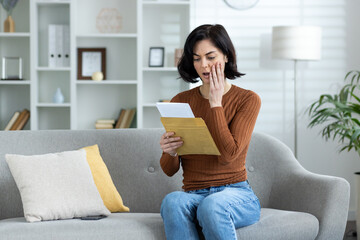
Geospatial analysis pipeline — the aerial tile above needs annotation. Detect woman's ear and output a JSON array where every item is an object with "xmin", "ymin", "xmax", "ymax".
[{"xmin": 225, "ymin": 56, "xmax": 228, "ymax": 63}]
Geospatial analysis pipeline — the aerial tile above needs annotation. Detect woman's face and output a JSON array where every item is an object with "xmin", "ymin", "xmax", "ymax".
[{"xmin": 193, "ymin": 39, "xmax": 227, "ymax": 84}]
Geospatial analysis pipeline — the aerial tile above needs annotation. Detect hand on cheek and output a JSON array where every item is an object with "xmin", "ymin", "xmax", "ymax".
[{"xmin": 209, "ymin": 62, "xmax": 225, "ymax": 108}]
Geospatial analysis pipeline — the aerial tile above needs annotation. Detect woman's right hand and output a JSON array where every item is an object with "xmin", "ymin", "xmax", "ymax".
[{"xmin": 160, "ymin": 132, "xmax": 183, "ymax": 157}]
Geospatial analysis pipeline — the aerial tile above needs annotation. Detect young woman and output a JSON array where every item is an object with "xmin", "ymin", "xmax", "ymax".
[{"xmin": 159, "ymin": 24, "xmax": 261, "ymax": 240}]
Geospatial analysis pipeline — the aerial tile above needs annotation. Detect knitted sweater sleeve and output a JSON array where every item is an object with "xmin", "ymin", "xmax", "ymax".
[
  {"xmin": 206, "ymin": 91, "xmax": 261, "ymax": 165},
  {"xmin": 159, "ymin": 94, "xmax": 182, "ymax": 177}
]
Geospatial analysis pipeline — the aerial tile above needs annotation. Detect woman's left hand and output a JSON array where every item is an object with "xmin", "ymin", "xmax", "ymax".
[{"xmin": 209, "ymin": 62, "xmax": 225, "ymax": 108}]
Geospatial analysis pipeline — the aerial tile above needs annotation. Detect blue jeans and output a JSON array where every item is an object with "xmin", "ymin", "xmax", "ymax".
[{"xmin": 160, "ymin": 180, "xmax": 261, "ymax": 240}]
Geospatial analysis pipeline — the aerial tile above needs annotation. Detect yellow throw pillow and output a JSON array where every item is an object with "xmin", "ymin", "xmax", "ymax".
[{"xmin": 81, "ymin": 144, "xmax": 129, "ymax": 212}]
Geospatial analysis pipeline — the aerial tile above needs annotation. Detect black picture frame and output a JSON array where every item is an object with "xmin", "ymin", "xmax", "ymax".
[
  {"xmin": 149, "ymin": 47, "xmax": 165, "ymax": 67},
  {"xmin": 77, "ymin": 48, "xmax": 106, "ymax": 80}
]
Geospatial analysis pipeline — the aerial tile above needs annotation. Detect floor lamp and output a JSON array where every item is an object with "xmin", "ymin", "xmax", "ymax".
[{"xmin": 271, "ymin": 26, "xmax": 322, "ymax": 158}]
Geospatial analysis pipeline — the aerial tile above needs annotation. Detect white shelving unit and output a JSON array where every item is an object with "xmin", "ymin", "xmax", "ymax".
[
  {"xmin": 141, "ymin": 0, "xmax": 192, "ymax": 128},
  {"xmin": 0, "ymin": 0, "xmax": 192, "ymax": 130},
  {"xmin": 74, "ymin": 0, "xmax": 138, "ymax": 130},
  {"xmin": 30, "ymin": 0, "xmax": 72, "ymax": 130},
  {"xmin": 0, "ymin": 0, "xmax": 31, "ymax": 130}
]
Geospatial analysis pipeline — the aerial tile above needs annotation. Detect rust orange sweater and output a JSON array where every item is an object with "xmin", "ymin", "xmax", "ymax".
[{"xmin": 160, "ymin": 85, "xmax": 261, "ymax": 191}]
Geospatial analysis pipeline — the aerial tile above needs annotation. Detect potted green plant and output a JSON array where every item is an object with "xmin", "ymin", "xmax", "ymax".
[
  {"xmin": 0, "ymin": 0, "xmax": 19, "ymax": 32},
  {"xmin": 307, "ymin": 70, "xmax": 360, "ymax": 153},
  {"xmin": 307, "ymin": 70, "xmax": 360, "ymax": 233}
]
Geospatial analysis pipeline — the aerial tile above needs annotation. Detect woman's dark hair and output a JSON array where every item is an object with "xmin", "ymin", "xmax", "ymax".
[{"xmin": 177, "ymin": 24, "xmax": 245, "ymax": 83}]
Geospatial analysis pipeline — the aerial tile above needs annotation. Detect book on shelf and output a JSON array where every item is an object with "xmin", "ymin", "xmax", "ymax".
[
  {"xmin": 4, "ymin": 111, "xmax": 20, "ymax": 131},
  {"xmin": 125, "ymin": 108, "xmax": 136, "ymax": 128},
  {"xmin": 114, "ymin": 109, "xmax": 126, "ymax": 129},
  {"xmin": 95, "ymin": 123, "xmax": 114, "ymax": 129},
  {"xmin": 114, "ymin": 108, "xmax": 136, "ymax": 129},
  {"xmin": 119, "ymin": 108, "xmax": 136, "ymax": 129},
  {"xmin": 96, "ymin": 119, "xmax": 115, "ymax": 124},
  {"xmin": 10, "ymin": 109, "xmax": 30, "ymax": 131},
  {"xmin": 118, "ymin": 109, "xmax": 131, "ymax": 129},
  {"xmin": 95, "ymin": 119, "xmax": 114, "ymax": 129}
]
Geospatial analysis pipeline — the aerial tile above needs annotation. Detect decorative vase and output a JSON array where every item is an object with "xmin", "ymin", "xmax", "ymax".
[
  {"xmin": 53, "ymin": 88, "xmax": 64, "ymax": 104},
  {"xmin": 4, "ymin": 15, "xmax": 15, "ymax": 33}
]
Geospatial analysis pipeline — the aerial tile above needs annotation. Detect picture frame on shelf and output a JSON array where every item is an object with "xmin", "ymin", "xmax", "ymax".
[
  {"xmin": 77, "ymin": 48, "xmax": 106, "ymax": 80},
  {"xmin": 149, "ymin": 47, "xmax": 164, "ymax": 67},
  {"xmin": 1, "ymin": 57, "xmax": 23, "ymax": 80}
]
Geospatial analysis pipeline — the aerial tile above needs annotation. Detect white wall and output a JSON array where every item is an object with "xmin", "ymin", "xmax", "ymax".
[{"xmin": 193, "ymin": 0, "xmax": 360, "ymax": 219}]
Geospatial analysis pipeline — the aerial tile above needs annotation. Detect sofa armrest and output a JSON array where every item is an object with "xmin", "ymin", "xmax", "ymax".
[{"xmin": 269, "ymin": 167, "xmax": 350, "ymax": 240}]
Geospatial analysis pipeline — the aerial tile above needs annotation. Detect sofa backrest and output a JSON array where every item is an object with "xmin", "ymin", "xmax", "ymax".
[{"xmin": 0, "ymin": 129, "xmax": 291, "ymax": 220}]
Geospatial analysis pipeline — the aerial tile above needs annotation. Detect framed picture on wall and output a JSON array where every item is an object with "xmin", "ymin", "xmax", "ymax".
[
  {"xmin": 77, "ymin": 48, "xmax": 106, "ymax": 80},
  {"xmin": 149, "ymin": 47, "xmax": 164, "ymax": 67}
]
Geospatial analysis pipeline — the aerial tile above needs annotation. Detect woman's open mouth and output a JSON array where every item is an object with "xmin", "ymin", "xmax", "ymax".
[{"xmin": 202, "ymin": 72, "xmax": 210, "ymax": 78}]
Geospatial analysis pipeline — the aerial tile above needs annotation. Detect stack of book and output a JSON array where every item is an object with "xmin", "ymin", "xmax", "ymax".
[
  {"xmin": 95, "ymin": 119, "xmax": 115, "ymax": 129},
  {"xmin": 114, "ymin": 108, "xmax": 136, "ymax": 129},
  {"xmin": 4, "ymin": 109, "xmax": 30, "ymax": 131}
]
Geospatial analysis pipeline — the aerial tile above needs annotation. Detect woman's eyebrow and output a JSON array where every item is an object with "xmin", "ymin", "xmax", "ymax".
[{"xmin": 193, "ymin": 51, "xmax": 217, "ymax": 56}]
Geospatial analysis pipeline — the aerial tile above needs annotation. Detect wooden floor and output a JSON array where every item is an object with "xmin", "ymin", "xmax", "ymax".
[{"xmin": 344, "ymin": 221, "xmax": 357, "ymax": 240}]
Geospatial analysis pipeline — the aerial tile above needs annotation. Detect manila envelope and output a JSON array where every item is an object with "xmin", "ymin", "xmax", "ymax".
[{"xmin": 161, "ymin": 117, "xmax": 220, "ymax": 156}]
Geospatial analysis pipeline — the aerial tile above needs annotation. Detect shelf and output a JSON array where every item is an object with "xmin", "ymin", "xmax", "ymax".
[
  {"xmin": 77, "ymin": 37, "xmax": 137, "ymax": 80},
  {"xmin": 143, "ymin": 67, "xmax": 178, "ymax": 71},
  {"xmin": 37, "ymin": 107, "xmax": 70, "ymax": 130},
  {"xmin": 143, "ymin": 103, "xmax": 157, "ymax": 107},
  {"xmin": 143, "ymin": 1, "xmax": 190, "ymax": 5},
  {"xmin": 76, "ymin": 80, "xmax": 137, "ymax": 85},
  {"xmin": 0, "ymin": 33, "xmax": 30, "ymax": 37},
  {"xmin": 36, "ymin": 0, "xmax": 71, "ymax": 5},
  {"xmin": 37, "ymin": 67, "xmax": 71, "ymax": 71},
  {"xmin": 0, "ymin": 80, "xmax": 31, "ymax": 85},
  {"xmin": 77, "ymin": 84, "xmax": 137, "ymax": 130},
  {"xmin": 37, "ymin": 103, "xmax": 71, "ymax": 107},
  {"xmin": 76, "ymin": 33, "xmax": 137, "ymax": 38}
]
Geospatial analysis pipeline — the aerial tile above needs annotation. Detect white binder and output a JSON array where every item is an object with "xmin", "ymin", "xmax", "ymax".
[
  {"xmin": 63, "ymin": 25, "xmax": 70, "ymax": 67},
  {"xmin": 48, "ymin": 24, "xmax": 57, "ymax": 67},
  {"xmin": 55, "ymin": 25, "xmax": 63, "ymax": 67}
]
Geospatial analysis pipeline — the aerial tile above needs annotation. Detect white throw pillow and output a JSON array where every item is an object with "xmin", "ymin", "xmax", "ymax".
[{"xmin": 5, "ymin": 149, "xmax": 111, "ymax": 222}]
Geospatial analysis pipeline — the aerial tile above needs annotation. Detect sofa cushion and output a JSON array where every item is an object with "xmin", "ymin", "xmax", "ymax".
[
  {"xmin": 0, "ymin": 213, "xmax": 165, "ymax": 240},
  {"xmin": 236, "ymin": 208, "xmax": 319, "ymax": 240},
  {"xmin": 82, "ymin": 144, "xmax": 129, "ymax": 213},
  {"xmin": 0, "ymin": 208, "xmax": 318, "ymax": 240},
  {"xmin": 5, "ymin": 149, "xmax": 110, "ymax": 222}
]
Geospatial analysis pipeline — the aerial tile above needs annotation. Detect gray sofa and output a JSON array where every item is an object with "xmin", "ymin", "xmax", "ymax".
[{"xmin": 0, "ymin": 129, "xmax": 350, "ymax": 240}]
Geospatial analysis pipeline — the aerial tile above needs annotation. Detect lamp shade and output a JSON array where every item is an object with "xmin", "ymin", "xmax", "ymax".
[{"xmin": 272, "ymin": 26, "xmax": 322, "ymax": 60}]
